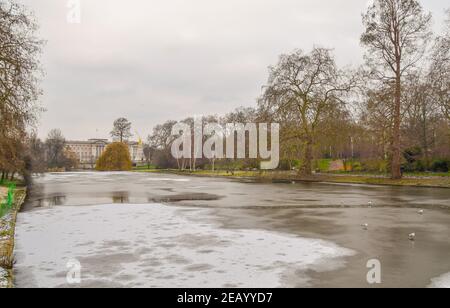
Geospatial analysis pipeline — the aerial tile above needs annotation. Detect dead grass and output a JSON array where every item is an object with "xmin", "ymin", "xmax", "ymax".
[{"xmin": 0, "ymin": 187, "xmax": 7, "ymax": 201}]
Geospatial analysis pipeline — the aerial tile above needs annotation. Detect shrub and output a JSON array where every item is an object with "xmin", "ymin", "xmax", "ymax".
[
  {"xmin": 314, "ymin": 159, "xmax": 332, "ymax": 172},
  {"xmin": 279, "ymin": 160, "xmax": 293, "ymax": 170},
  {"xmin": 403, "ymin": 147, "xmax": 422, "ymax": 164},
  {"xmin": 430, "ymin": 160, "xmax": 449, "ymax": 173},
  {"xmin": 360, "ymin": 160, "xmax": 388, "ymax": 173},
  {"xmin": 349, "ymin": 160, "xmax": 363, "ymax": 172},
  {"xmin": 96, "ymin": 142, "xmax": 132, "ymax": 171},
  {"xmin": 414, "ymin": 160, "xmax": 427, "ymax": 172}
]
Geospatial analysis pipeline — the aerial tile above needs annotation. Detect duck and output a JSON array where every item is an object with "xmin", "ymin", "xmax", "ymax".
[{"xmin": 409, "ymin": 233, "xmax": 416, "ymax": 241}]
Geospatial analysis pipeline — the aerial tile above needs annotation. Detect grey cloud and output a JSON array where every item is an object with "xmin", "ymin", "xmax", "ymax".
[{"xmin": 17, "ymin": 0, "xmax": 448, "ymax": 140}]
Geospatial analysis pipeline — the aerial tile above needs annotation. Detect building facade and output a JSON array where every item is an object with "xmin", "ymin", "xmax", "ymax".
[{"xmin": 66, "ymin": 139, "xmax": 144, "ymax": 168}]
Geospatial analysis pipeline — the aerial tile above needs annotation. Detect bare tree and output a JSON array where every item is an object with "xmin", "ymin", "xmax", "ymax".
[
  {"xmin": 25, "ymin": 133, "xmax": 47, "ymax": 173},
  {"xmin": 429, "ymin": 9, "xmax": 450, "ymax": 121},
  {"xmin": 142, "ymin": 143, "xmax": 156, "ymax": 169},
  {"xmin": 361, "ymin": 0, "xmax": 432, "ymax": 179},
  {"xmin": 360, "ymin": 84, "xmax": 395, "ymax": 161},
  {"xmin": 45, "ymin": 129, "xmax": 66, "ymax": 169},
  {"xmin": 260, "ymin": 48, "xmax": 354, "ymax": 175},
  {"xmin": 0, "ymin": 0, "xmax": 43, "ymax": 178},
  {"xmin": 148, "ymin": 120, "xmax": 178, "ymax": 169},
  {"xmin": 0, "ymin": 1, "xmax": 43, "ymax": 127},
  {"xmin": 149, "ymin": 120, "xmax": 177, "ymax": 151},
  {"xmin": 402, "ymin": 73, "xmax": 438, "ymax": 168},
  {"xmin": 110, "ymin": 118, "xmax": 132, "ymax": 142}
]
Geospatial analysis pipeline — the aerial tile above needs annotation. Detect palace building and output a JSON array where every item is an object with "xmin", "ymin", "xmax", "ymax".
[{"xmin": 66, "ymin": 139, "xmax": 144, "ymax": 167}]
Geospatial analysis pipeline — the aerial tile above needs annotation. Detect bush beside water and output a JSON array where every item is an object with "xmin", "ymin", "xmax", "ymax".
[{"xmin": 95, "ymin": 142, "xmax": 133, "ymax": 171}]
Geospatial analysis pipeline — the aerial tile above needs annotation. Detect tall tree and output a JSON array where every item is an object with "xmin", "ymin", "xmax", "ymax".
[
  {"xmin": 25, "ymin": 133, "xmax": 47, "ymax": 173},
  {"xmin": 361, "ymin": 0, "xmax": 432, "ymax": 179},
  {"xmin": 110, "ymin": 118, "xmax": 132, "ymax": 142},
  {"xmin": 148, "ymin": 120, "xmax": 178, "ymax": 169},
  {"xmin": 430, "ymin": 9, "xmax": 450, "ymax": 121},
  {"xmin": 0, "ymin": 0, "xmax": 43, "ymax": 178},
  {"xmin": 260, "ymin": 48, "xmax": 353, "ymax": 175}
]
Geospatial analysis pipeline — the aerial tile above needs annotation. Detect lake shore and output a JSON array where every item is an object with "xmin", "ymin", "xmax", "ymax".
[
  {"xmin": 0, "ymin": 188, "xmax": 26, "ymax": 288},
  {"xmin": 133, "ymin": 169, "xmax": 450, "ymax": 189}
]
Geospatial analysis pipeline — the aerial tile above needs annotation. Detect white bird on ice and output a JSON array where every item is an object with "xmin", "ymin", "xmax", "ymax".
[
  {"xmin": 362, "ymin": 223, "xmax": 369, "ymax": 230},
  {"xmin": 418, "ymin": 209, "xmax": 424, "ymax": 215},
  {"xmin": 409, "ymin": 233, "xmax": 416, "ymax": 241}
]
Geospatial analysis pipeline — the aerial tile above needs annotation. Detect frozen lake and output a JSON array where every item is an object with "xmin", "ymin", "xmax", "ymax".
[{"xmin": 14, "ymin": 172, "xmax": 450, "ymax": 288}]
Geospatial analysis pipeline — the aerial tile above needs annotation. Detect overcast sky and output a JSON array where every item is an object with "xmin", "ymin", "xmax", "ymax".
[{"xmin": 18, "ymin": 0, "xmax": 448, "ymax": 141}]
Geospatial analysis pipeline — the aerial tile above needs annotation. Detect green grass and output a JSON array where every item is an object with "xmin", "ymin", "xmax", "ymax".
[
  {"xmin": 319, "ymin": 170, "xmax": 450, "ymax": 178},
  {"xmin": 0, "ymin": 180, "xmax": 17, "ymax": 187},
  {"xmin": 133, "ymin": 165, "xmax": 158, "ymax": 171},
  {"xmin": 315, "ymin": 159, "xmax": 332, "ymax": 172},
  {"xmin": 0, "ymin": 208, "xmax": 8, "ymax": 218},
  {"xmin": 0, "ymin": 183, "xmax": 15, "ymax": 218},
  {"xmin": 322, "ymin": 170, "xmax": 387, "ymax": 176},
  {"xmin": 404, "ymin": 172, "xmax": 450, "ymax": 177},
  {"xmin": 133, "ymin": 168, "xmax": 161, "ymax": 173}
]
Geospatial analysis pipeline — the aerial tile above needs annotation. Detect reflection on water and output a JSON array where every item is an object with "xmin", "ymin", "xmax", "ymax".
[
  {"xmin": 112, "ymin": 192, "xmax": 130, "ymax": 204},
  {"xmin": 35, "ymin": 195, "xmax": 67, "ymax": 208},
  {"xmin": 32, "ymin": 193, "xmax": 132, "ymax": 207},
  {"xmin": 23, "ymin": 171, "xmax": 450, "ymax": 211}
]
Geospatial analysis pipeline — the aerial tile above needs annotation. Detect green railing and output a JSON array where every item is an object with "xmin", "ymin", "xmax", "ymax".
[{"xmin": 0, "ymin": 183, "xmax": 15, "ymax": 218}]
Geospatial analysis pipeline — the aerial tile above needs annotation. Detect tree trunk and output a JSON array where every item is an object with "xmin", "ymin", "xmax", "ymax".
[
  {"xmin": 391, "ymin": 72, "xmax": 402, "ymax": 179},
  {"xmin": 300, "ymin": 137, "xmax": 313, "ymax": 176},
  {"xmin": 421, "ymin": 103, "xmax": 429, "ymax": 170}
]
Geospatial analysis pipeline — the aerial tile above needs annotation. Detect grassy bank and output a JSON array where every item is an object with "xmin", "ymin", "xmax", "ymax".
[
  {"xmin": 0, "ymin": 187, "xmax": 26, "ymax": 288},
  {"xmin": 134, "ymin": 168, "xmax": 450, "ymax": 188}
]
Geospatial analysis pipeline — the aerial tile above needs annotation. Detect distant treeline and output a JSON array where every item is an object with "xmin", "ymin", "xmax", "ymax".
[
  {"xmin": 1, "ymin": 1, "xmax": 449, "ymax": 182},
  {"xmin": 144, "ymin": 2, "xmax": 450, "ymax": 177}
]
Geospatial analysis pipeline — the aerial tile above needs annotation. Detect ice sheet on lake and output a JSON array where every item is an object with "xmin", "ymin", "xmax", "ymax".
[
  {"xmin": 14, "ymin": 204, "xmax": 354, "ymax": 288},
  {"xmin": 429, "ymin": 272, "xmax": 450, "ymax": 288},
  {"xmin": 41, "ymin": 172, "xmax": 190, "ymax": 181}
]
